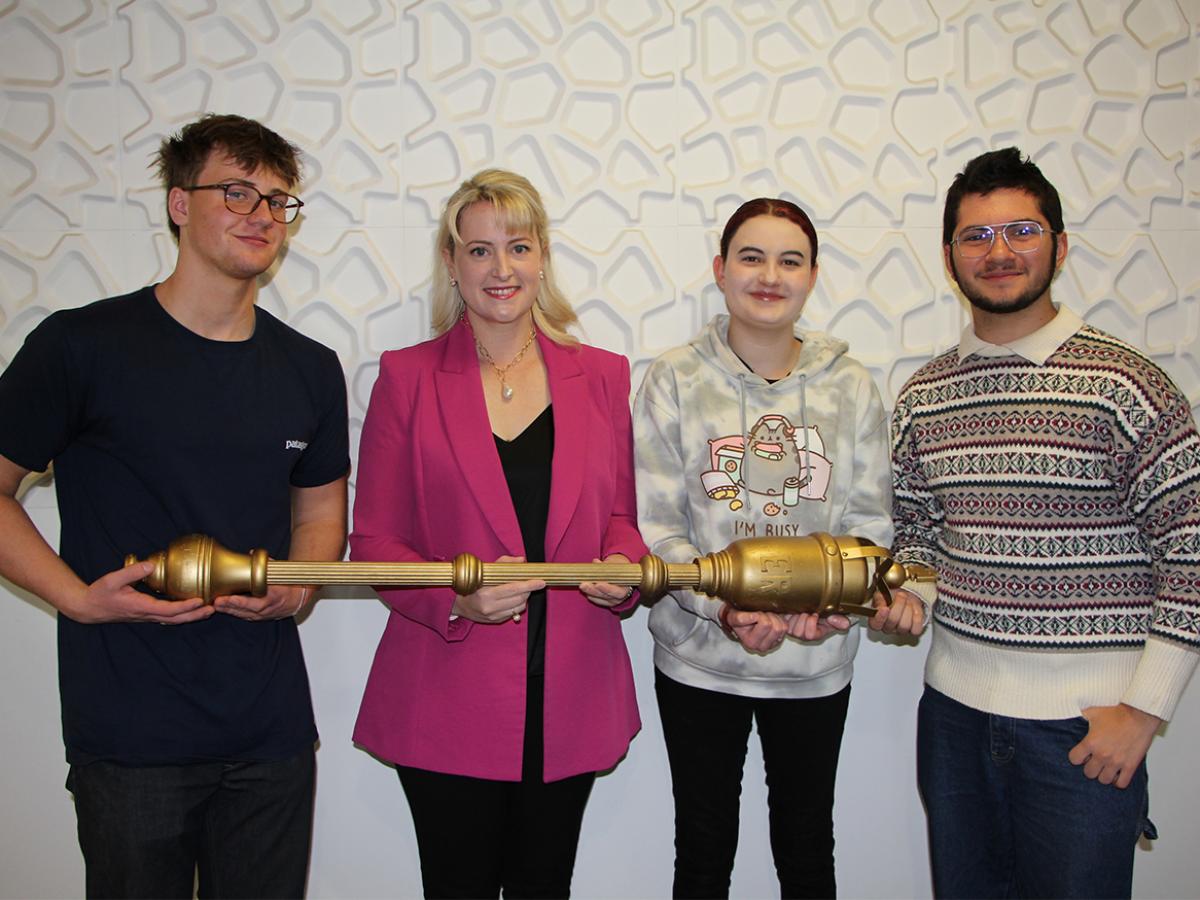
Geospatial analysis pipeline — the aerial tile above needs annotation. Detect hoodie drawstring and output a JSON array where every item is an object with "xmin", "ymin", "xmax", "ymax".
[
  {"xmin": 737, "ymin": 373, "xmax": 751, "ymax": 513},
  {"xmin": 798, "ymin": 373, "xmax": 811, "ymax": 489}
]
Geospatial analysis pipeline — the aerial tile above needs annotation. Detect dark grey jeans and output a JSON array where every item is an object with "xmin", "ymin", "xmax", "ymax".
[{"xmin": 67, "ymin": 748, "xmax": 315, "ymax": 899}]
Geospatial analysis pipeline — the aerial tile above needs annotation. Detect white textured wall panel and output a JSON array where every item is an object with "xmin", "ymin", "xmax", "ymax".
[{"xmin": 2, "ymin": 1, "xmax": 1198, "ymax": 897}]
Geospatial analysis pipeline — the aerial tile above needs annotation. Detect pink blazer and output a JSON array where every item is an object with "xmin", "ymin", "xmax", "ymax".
[{"xmin": 351, "ymin": 320, "xmax": 646, "ymax": 782}]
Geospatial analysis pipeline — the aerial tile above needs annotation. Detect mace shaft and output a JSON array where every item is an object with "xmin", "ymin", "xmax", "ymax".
[
  {"xmin": 127, "ymin": 533, "xmax": 933, "ymax": 618},
  {"xmin": 269, "ymin": 560, "xmax": 700, "ymax": 591}
]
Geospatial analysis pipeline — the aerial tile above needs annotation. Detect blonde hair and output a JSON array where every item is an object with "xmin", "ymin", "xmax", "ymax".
[{"xmin": 431, "ymin": 169, "xmax": 579, "ymax": 345}]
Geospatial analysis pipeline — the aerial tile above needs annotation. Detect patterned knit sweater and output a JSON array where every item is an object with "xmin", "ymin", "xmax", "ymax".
[{"xmin": 891, "ymin": 322, "xmax": 1200, "ymax": 720}]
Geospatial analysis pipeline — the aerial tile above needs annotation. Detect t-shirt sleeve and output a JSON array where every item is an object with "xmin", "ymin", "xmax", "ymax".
[
  {"xmin": 0, "ymin": 313, "xmax": 82, "ymax": 472},
  {"xmin": 290, "ymin": 345, "xmax": 350, "ymax": 489}
]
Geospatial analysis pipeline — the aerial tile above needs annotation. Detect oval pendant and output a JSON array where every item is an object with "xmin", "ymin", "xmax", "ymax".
[{"xmin": 501, "ymin": 383, "xmax": 514, "ymax": 401}]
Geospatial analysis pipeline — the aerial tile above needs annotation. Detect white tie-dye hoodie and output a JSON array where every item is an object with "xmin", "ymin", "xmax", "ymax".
[{"xmin": 633, "ymin": 314, "xmax": 893, "ymax": 698}]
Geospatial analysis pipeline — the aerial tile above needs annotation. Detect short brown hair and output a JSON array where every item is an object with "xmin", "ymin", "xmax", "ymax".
[{"xmin": 153, "ymin": 114, "xmax": 301, "ymax": 239}]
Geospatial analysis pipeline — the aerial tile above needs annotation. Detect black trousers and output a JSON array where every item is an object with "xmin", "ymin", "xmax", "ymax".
[
  {"xmin": 398, "ymin": 671, "xmax": 596, "ymax": 899},
  {"xmin": 655, "ymin": 669, "xmax": 851, "ymax": 899},
  {"xmin": 397, "ymin": 765, "xmax": 595, "ymax": 899},
  {"xmin": 67, "ymin": 749, "xmax": 315, "ymax": 899}
]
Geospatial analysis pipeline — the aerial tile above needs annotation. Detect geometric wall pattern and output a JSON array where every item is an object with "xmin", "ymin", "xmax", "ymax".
[
  {"xmin": 3, "ymin": 1, "xmax": 1198, "ymax": 445},
  {"xmin": 1, "ymin": 1, "xmax": 1198, "ymax": 897}
]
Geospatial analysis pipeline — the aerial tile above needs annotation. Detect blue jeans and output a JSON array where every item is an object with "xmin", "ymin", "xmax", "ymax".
[
  {"xmin": 917, "ymin": 686, "xmax": 1153, "ymax": 899},
  {"xmin": 67, "ymin": 749, "xmax": 315, "ymax": 899}
]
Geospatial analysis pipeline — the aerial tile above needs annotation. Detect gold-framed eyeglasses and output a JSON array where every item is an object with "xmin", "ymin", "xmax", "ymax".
[
  {"xmin": 183, "ymin": 183, "xmax": 304, "ymax": 224},
  {"xmin": 951, "ymin": 220, "xmax": 1058, "ymax": 258}
]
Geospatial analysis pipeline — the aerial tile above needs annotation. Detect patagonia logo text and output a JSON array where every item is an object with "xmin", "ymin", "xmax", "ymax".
[{"xmin": 285, "ymin": 440, "xmax": 308, "ymax": 451}]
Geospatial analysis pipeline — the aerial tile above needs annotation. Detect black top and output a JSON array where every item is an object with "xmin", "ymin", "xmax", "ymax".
[
  {"xmin": 493, "ymin": 404, "xmax": 554, "ymax": 676},
  {"xmin": 0, "ymin": 286, "xmax": 350, "ymax": 764}
]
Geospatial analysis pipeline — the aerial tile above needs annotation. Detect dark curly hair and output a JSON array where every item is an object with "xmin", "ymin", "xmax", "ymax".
[{"xmin": 943, "ymin": 147, "xmax": 1064, "ymax": 245}]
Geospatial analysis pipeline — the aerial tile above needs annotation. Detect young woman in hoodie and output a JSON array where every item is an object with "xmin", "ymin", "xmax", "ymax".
[{"xmin": 633, "ymin": 198, "xmax": 924, "ymax": 898}]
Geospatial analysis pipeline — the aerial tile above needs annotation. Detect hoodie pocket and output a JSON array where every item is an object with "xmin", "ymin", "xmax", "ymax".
[{"xmin": 648, "ymin": 595, "xmax": 706, "ymax": 649}]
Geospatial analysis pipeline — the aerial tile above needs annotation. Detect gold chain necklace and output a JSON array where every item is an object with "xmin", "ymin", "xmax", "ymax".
[{"xmin": 475, "ymin": 324, "xmax": 536, "ymax": 402}]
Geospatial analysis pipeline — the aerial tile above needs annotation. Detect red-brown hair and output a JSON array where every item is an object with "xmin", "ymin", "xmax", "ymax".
[{"xmin": 719, "ymin": 198, "xmax": 818, "ymax": 264}]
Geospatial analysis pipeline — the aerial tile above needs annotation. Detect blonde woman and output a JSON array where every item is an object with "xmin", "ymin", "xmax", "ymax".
[{"xmin": 351, "ymin": 169, "xmax": 646, "ymax": 898}]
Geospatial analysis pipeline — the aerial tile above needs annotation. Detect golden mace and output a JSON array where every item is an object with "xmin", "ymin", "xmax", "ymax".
[{"xmin": 125, "ymin": 533, "xmax": 934, "ymax": 617}]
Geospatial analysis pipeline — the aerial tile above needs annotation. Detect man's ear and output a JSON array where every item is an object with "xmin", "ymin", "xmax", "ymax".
[{"xmin": 167, "ymin": 187, "xmax": 189, "ymax": 230}]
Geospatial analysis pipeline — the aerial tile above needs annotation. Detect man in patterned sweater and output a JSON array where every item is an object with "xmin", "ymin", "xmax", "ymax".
[{"xmin": 890, "ymin": 147, "xmax": 1200, "ymax": 898}]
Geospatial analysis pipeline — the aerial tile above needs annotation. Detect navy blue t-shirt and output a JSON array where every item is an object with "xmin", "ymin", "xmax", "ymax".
[{"xmin": 0, "ymin": 286, "xmax": 350, "ymax": 765}]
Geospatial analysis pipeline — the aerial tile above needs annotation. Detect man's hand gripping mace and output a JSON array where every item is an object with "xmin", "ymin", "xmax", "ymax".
[{"xmin": 125, "ymin": 533, "xmax": 935, "ymax": 617}]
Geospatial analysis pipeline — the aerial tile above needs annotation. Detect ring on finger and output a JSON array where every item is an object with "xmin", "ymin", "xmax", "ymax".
[{"xmin": 512, "ymin": 611, "xmax": 522, "ymax": 624}]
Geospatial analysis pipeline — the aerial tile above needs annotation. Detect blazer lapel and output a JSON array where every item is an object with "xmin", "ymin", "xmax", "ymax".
[
  {"xmin": 543, "ymin": 335, "xmax": 589, "ymax": 561},
  {"xmin": 434, "ymin": 322, "xmax": 524, "ymax": 554}
]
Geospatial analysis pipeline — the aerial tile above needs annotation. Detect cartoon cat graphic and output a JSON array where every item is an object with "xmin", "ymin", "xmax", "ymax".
[{"xmin": 740, "ymin": 415, "xmax": 800, "ymax": 498}]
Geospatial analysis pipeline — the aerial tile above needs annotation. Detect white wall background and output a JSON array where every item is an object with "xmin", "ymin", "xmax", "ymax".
[{"xmin": 2, "ymin": 1, "xmax": 1198, "ymax": 897}]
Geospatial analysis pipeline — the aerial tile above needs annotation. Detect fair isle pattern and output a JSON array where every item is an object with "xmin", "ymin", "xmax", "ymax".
[
  {"xmin": 935, "ymin": 587, "xmax": 1150, "ymax": 647},
  {"xmin": 937, "ymin": 564, "xmax": 1155, "ymax": 603},
  {"xmin": 892, "ymin": 326, "xmax": 1200, "ymax": 650}
]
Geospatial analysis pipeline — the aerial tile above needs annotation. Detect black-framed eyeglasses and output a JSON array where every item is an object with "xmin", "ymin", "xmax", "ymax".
[
  {"xmin": 951, "ymin": 220, "xmax": 1059, "ymax": 258},
  {"xmin": 183, "ymin": 183, "xmax": 304, "ymax": 224}
]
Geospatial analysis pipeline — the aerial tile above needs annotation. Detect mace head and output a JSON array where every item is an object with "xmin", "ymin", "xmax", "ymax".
[{"xmin": 124, "ymin": 534, "xmax": 268, "ymax": 602}]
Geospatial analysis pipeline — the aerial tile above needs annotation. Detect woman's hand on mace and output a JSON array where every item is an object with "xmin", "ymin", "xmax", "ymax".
[
  {"xmin": 451, "ymin": 555, "xmax": 544, "ymax": 625},
  {"xmin": 579, "ymin": 554, "xmax": 634, "ymax": 608}
]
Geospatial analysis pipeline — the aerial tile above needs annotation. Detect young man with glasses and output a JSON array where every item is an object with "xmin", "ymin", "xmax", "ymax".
[
  {"xmin": 889, "ymin": 147, "xmax": 1199, "ymax": 898},
  {"xmin": 0, "ymin": 114, "xmax": 349, "ymax": 898}
]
